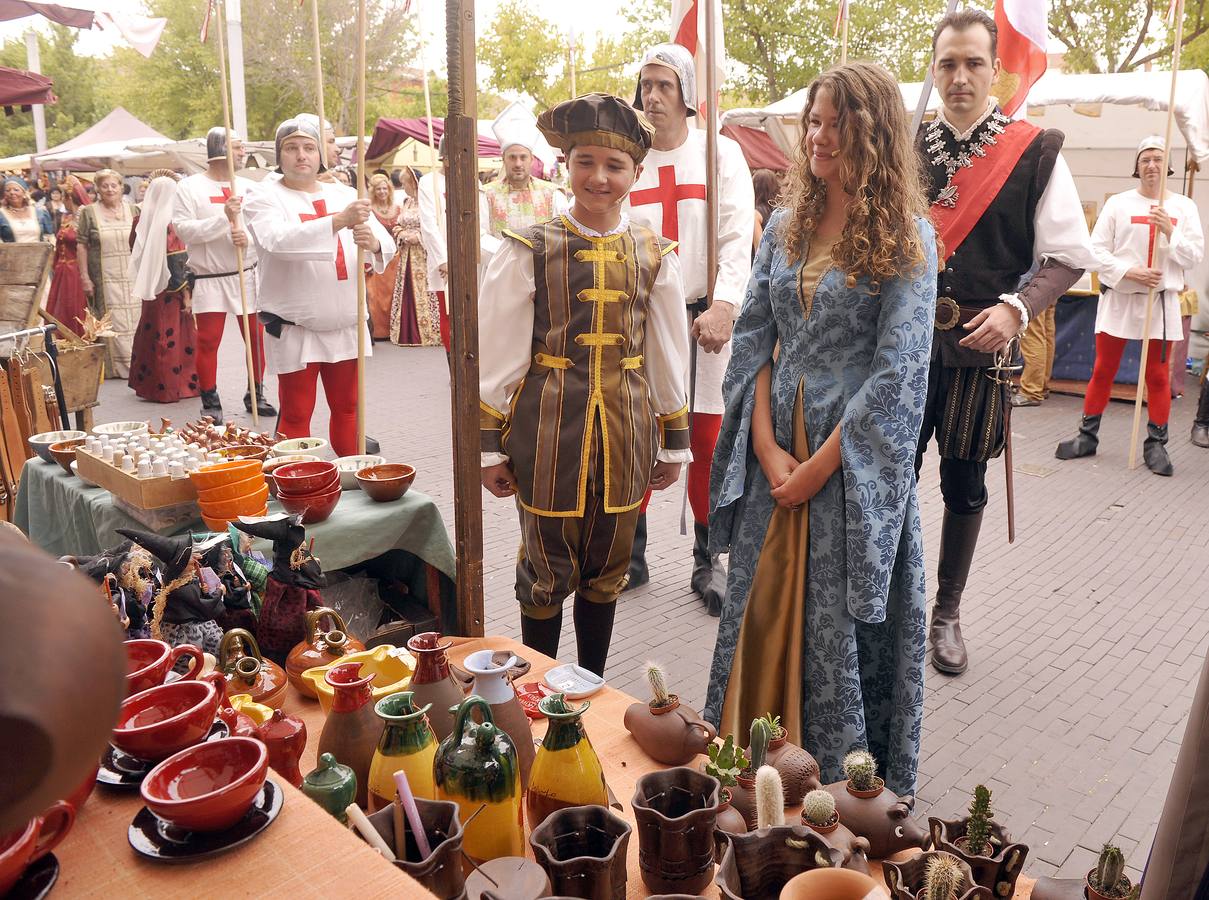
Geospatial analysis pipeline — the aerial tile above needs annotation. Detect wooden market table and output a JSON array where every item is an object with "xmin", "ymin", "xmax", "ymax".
[{"xmin": 53, "ymin": 637, "xmax": 1038, "ymax": 898}]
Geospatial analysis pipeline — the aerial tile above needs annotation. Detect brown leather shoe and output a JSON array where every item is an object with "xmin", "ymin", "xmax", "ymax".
[{"xmin": 929, "ymin": 508, "xmax": 983, "ymax": 675}]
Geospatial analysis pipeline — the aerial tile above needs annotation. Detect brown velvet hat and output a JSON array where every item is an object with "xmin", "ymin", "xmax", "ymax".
[{"xmin": 537, "ymin": 93, "xmax": 656, "ymax": 164}]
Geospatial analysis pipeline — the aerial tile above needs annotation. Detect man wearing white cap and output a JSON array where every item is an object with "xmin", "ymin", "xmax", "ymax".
[
  {"xmin": 484, "ymin": 102, "xmax": 567, "ymax": 236},
  {"xmin": 624, "ymin": 41, "xmax": 754, "ymax": 615},
  {"xmin": 1056, "ymin": 135, "xmax": 1204, "ymax": 475},
  {"xmin": 173, "ymin": 127, "xmax": 274, "ymax": 423}
]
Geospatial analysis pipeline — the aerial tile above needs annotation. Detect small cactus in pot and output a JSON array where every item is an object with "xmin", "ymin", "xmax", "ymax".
[
  {"xmin": 923, "ymin": 852, "xmax": 964, "ymax": 900},
  {"xmin": 842, "ymin": 749, "xmax": 883, "ymax": 797},
  {"xmin": 646, "ymin": 662, "xmax": 677, "ymax": 711},
  {"xmin": 706, "ymin": 734, "xmax": 749, "ymax": 789},
  {"xmin": 801, "ymin": 789, "xmax": 839, "ymax": 832},
  {"xmin": 1085, "ymin": 843, "xmax": 1134, "ymax": 900},
  {"xmin": 960, "ymin": 786, "xmax": 993, "ymax": 857}
]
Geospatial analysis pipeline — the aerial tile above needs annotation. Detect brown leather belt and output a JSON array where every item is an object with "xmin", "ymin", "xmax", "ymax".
[{"xmin": 934, "ymin": 298, "xmax": 989, "ymax": 331}]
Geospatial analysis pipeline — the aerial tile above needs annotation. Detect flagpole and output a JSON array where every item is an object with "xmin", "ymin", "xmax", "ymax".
[
  {"xmin": 1127, "ymin": 0, "xmax": 1185, "ymax": 469},
  {"xmin": 910, "ymin": 0, "xmax": 960, "ymax": 135},
  {"xmin": 840, "ymin": 5, "xmax": 849, "ymax": 65},
  {"xmin": 704, "ymin": 0, "xmax": 719, "ymax": 305},
  {"xmin": 355, "ymin": 0, "xmax": 368, "ymax": 456},
  {"xmin": 214, "ymin": 0, "xmax": 259, "ymax": 428},
  {"xmin": 309, "ymin": 0, "xmax": 329, "ymax": 169}
]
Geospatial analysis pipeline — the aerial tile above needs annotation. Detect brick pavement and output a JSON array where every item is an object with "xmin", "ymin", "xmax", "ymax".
[{"xmin": 93, "ymin": 331, "xmax": 1209, "ymax": 882}]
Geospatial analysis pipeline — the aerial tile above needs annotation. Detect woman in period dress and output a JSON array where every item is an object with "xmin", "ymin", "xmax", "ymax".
[
  {"xmin": 0, "ymin": 177, "xmax": 54, "ymax": 243},
  {"xmin": 366, "ymin": 170, "xmax": 439, "ymax": 345},
  {"xmin": 45, "ymin": 178, "xmax": 91, "ymax": 337},
  {"xmin": 77, "ymin": 169, "xmax": 139, "ymax": 378},
  {"xmin": 127, "ymin": 174, "xmax": 199, "ymax": 403},
  {"xmin": 704, "ymin": 62, "xmax": 937, "ymax": 796}
]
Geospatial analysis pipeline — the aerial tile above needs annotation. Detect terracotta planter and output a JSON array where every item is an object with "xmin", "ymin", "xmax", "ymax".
[
  {"xmin": 317, "ymin": 662, "xmax": 384, "ymax": 808},
  {"xmin": 883, "ymin": 850, "xmax": 991, "ymax": 900},
  {"xmin": 799, "ymin": 812, "xmax": 870, "ymax": 875},
  {"xmin": 623, "ymin": 695, "xmax": 716, "ymax": 766},
  {"xmin": 928, "ymin": 815, "xmax": 1029, "ymax": 900},
  {"xmin": 632, "ymin": 767, "xmax": 720, "ymax": 896},
  {"xmin": 406, "ymin": 632, "xmax": 465, "ymax": 742},
  {"xmin": 714, "ymin": 825, "xmax": 843, "ymax": 900},
  {"xmin": 461, "ymin": 649, "xmax": 535, "ymax": 789},
  {"xmin": 823, "ymin": 779, "xmax": 928, "ymax": 859},
  {"xmin": 728, "ymin": 771, "xmax": 758, "ymax": 829},
  {"xmin": 779, "ymin": 867, "xmax": 885, "ymax": 899},
  {"xmin": 530, "ymin": 804, "xmax": 631, "ymax": 900},
  {"xmin": 748, "ymin": 727, "xmax": 821, "ymax": 806},
  {"xmin": 286, "ymin": 607, "xmax": 365, "ymax": 697},
  {"xmin": 367, "ymin": 798, "xmax": 467, "ymax": 900},
  {"xmin": 1085, "ymin": 870, "xmax": 1133, "ymax": 900},
  {"xmin": 713, "ymin": 787, "xmax": 749, "ymax": 863}
]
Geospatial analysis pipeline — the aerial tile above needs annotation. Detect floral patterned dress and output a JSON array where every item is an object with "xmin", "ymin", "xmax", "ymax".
[{"xmin": 704, "ymin": 209, "xmax": 937, "ymax": 796}]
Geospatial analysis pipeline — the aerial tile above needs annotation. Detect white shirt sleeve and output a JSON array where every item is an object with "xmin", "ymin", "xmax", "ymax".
[
  {"xmin": 1091, "ymin": 195, "xmax": 1131, "ymax": 290},
  {"xmin": 417, "ymin": 175, "xmax": 447, "ymax": 269},
  {"xmin": 1166, "ymin": 196, "xmax": 1205, "ymax": 272},
  {"xmin": 172, "ymin": 183, "xmax": 229, "ymax": 245},
  {"xmin": 714, "ymin": 138, "xmax": 756, "ymax": 308},
  {"xmin": 644, "ymin": 251, "xmax": 692, "ymax": 464},
  {"xmin": 243, "ymin": 187, "xmax": 335, "ymax": 262},
  {"xmin": 479, "ymin": 238, "xmax": 535, "ymax": 467},
  {"xmin": 365, "ymin": 208, "xmax": 395, "ymax": 274},
  {"xmin": 1033, "ymin": 153, "xmax": 1096, "ymax": 271}
]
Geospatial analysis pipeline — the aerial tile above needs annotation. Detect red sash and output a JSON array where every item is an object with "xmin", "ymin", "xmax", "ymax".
[{"xmin": 932, "ymin": 120, "xmax": 1040, "ymax": 260}]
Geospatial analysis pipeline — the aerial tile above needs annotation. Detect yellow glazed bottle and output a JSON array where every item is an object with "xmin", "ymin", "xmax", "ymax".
[
  {"xmin": 367, "ymin": 691, "xmax": 438, "ymax": 812},
  {"xmin": 434, "ymin": 695, "xmax": 524, "ymax": 862},
  {"xmin": 526, "ymin": 693, "xmax": 607, "ymax": 830}
]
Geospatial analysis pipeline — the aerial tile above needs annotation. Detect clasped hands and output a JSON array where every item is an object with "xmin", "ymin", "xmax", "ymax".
[{"xmin": 757, "ymin": 442, "xmax": 826, "ymax": 509}]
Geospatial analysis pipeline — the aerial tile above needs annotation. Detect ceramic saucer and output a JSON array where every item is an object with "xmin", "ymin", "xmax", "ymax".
[
  {"xmin": 128, "ymin": 777, "xmax": 283, "ymax": 862},
  {"xmin": 4, "ymin": 853, "xmax": 59, "ymax": 900},
  {"xmin": 97, "ymin": 719, "xmax": 229, "ymax": 788},
  {"xmin": 543, "ymin": 663, "xmax": 605, "ymax": 699}
]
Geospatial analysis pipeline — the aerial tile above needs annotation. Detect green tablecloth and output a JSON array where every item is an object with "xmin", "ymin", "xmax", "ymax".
[{"xmin": 14, "ymin": 458, "xmax": 455, "ymax": 578}]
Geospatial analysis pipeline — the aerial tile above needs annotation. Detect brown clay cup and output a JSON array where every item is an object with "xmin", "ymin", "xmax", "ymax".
[
  {"xmin": 125, "ymin": 639, "xmax": 204, "ymax": 696},
  {"xmin": 49, "ymin": 438, "xmax": 85, "ymax": 475},
  {"xmin": 0, "ymin": 802, "xmax": 75, "ymax": 895},
  {"xmin": 530, "ymin": 804, "xmax": 631, "ymax": 900},
  {"xmin": 632, "ymin": 767, "xmax": 720, "ymax": 897}
]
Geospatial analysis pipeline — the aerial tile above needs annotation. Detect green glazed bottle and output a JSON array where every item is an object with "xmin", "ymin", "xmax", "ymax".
[
  {"xmin": 368, "ymin": 691, "xmax": 438, "ymax": 812},
  {"xmin": 526, "ymin": 693, "xmax": 607, "ymax": 830},
  {"xmin": 434, "ymin": 695, "xmax": 524, "ymax": 863},
  {"xmin": 302, "ymin": 752, "xmax": 358, "ymax": 824}
]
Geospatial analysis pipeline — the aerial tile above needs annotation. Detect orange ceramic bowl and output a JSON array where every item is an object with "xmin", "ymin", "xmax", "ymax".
[
  {"xmin": 111, "ymin": 674, "xmax": 225, "ymax": 762},
  {"xmin": 272, "ymin": 460, "xmax": 339, "ymax": 496},
  {"xmin": 355, "ymin": 464, "xmax": 416, "ymax": 502},
  {"xmin": 141, "ymin": 736, "xmax": 268, "ymax": 832},
  {"xmin": 276, "ymin": 482, "xmax": 341, "ymax": 524},
  {"xmin": 49, "ymin": 438, "xmax": 86, "ymax": 475},
  {"xmin": 201, "ymin": 506, "xmax": 268, "ymax": 533},
  {"xmin": 196, "ymin": 472, "xmax": 266, "ymax": 504},
  {"xmin": 217, "ymin": 444, "xmax": 271, "ymax": 462},
  {"xmin": 199, "ymin": 483, "xmax": 270, "ymax": 521},
  {"xmin": 189, "ymin": 459, "xmax": 262, "ymax": 491}
]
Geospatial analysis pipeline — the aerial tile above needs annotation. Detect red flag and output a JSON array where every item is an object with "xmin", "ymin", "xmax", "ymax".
[
  {"xmin": 199, "ymin": 0, "xmax": 215, "ymax": 42},
  {"xmin": 670, "ymin": 0, "xmax": 725, "ymax": 118},
  {"xmin": 993, "ymin": 0, "xmax": 1048, "ymax": 116}
]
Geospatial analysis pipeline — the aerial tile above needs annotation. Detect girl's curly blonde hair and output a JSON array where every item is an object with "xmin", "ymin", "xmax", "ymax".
[{"xmin": 778, "ymin": 62, "xmax": 930, "ymax": 283}]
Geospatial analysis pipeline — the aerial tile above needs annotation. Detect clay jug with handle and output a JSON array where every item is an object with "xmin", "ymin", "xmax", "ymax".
[
  {"xmin": 623, "ymin": 694, "xmax": 716, "ymax": 766},
  {"xmin": 405, "ymin": 632, "xmax": 465, "ymax": 741},
  {"xmin": 525, "ymin": 693, "xmax": 607, "ymax": 831},
  {"xmin": 317, "ymin": 662, "xmax": 383, "ymax": 808},
  {"xmin": 287, "ymin": 607, "xmax": 365, "ymax": 697},
  {"xmin": 218, "ymin": 628, "xmax": 288, "ymax": 709}
]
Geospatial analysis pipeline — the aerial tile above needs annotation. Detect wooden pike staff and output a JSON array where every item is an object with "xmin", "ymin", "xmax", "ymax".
[
  {"xmin": 214, "ymin": 0, "xmax": 260, "ymax": 427},
  {"xmin": 354, "ymin": 0, "xmax": 368, "ymax": 455},
  {"xmin": 309, "ymin": 0, "xmax": 330, "ymax": 170},
  {"xmin": 446, "ymin": 0, "xmax": 485, "ymax": 635},
  {"xmin": 1128, "ymin": 0, "xmax": 1185, "ymax": 469}
]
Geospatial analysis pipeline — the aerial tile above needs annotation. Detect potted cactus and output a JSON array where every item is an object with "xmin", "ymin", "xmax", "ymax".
[
  {"xmin": 801, "ymin": 789, "xmax": 839, "ymax": 833},
  {"xmin": 623, "ymin": 662, "xmax": 717, "ymax": 766},
  {"xmin": 800, "ymin": 788, "xmax": 872, "ymax": 875},
  {"xmin": 929, "ymin": 785, "xmax": 1028, "ymax": 899},
  {"xmin": 705, "ymin": 734, "xmax": 750, "ymax": 844},
  {"xmin": 728, "ymin": 717, "xmax": 772, "ymax": 828},
  {"xmin": 823, "ymin": 749, "xmax": 928, "ymax": 859},
  {"xmin": 1085, "ymin": 844, "xmax": 1136, "ymax": 900},
  {"xmin": 647, "ymin": 662, "xmax": 677, "ymax": 712},
  {"xmin": 747, "ymin": 712, "xmax": 821, "ymax": 805},
  {"xmin": 883, "ymin": 850, "xmax": 991, "ymax": 900},
  {"xmin": 843, "ymin": 749, "xmax": 883, "ymax": 798}
]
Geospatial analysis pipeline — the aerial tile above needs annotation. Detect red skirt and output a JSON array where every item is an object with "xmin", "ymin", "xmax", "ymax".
[
  {"xmin": 46, "ymin": 259, "xmax": 87, "ymax": 338},
  {"xmin": 128, "ymin": 290, "xmax": 201, "ymax": 402}
]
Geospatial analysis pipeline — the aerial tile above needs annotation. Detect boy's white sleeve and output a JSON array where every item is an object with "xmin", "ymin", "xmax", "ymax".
[
  {"xmin": 644, "ymin": 250, "xmax": 692, "ymax": 464},
  {"xmin": 479, "ymin": 238, "xmax": 535, "ymax": 467}
]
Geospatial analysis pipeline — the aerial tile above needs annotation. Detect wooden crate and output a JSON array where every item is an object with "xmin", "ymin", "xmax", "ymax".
[
  {"xmin": 76, "ymin": 447, "xmax": 199, "ymax": 510},
  {"xmin": 0, "ymin": 243, "xmax": 52, "ymax": 335}
]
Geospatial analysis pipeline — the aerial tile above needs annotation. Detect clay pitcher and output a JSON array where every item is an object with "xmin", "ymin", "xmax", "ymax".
[
  {"xmin": 461, "ymin": 649, "xmax": 535, "ymax": 788},
  {"xmin": 406, "ymin": 632, "xmax": 465, "ymax": 742},
  {"xmin": 632, "ymin": 767, "xmax": 720, "ymax": 896},
  {"xmin": 256, "ymin": 708, "xmax": 307, "ymax": 788},
  {"xmin": 530, "ymin": 804, "xmax": 631, "ymax": 900},
  {"xmin": 317, "ymin": 662, "xmax": 384, "ymax": 808},
  {"xmin": 367, "ymin": 798, "xmax": 467, "ymax": 900},
  {"xmin": 218, "ymin": 628, "xmax": 288, "ymax": 709},
  {"xmin": 286, "ymin": 607, "xmax": 365, "ymax": 697},
  {"xmin": 623, "ymin": 694, "xmax": 716, "ymax": 766},
  {"xmin": 367, "ymin": 691, "xmax": 438, "ymax": 811}
]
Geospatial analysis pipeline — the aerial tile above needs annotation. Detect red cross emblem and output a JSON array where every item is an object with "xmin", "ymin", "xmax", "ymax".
[
  {"xmin": 208, "ymin": 185, "xmax": 232, "ymax": 205},
  {"xmin": 630, "ymin": 164, "xmax": 706, "ymax": 246},
  {"xmin": 299, "ymin": 199, "xmax": 348, "ymax": 280},
  {"xmin": 1130, "ymin": 209, "xmax": 1178, "ymax": 266}
]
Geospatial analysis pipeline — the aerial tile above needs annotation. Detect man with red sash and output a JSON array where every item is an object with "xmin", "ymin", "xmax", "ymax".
[{"xmin": 916, "ymin": 9, "xmax": 1092, "ymax": 675}]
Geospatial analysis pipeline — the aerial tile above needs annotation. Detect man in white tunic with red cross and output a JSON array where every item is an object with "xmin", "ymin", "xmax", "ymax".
[
  {"xmin": 173, "ymin": 127, "xmax": 275, "ymax": 424},
  {"xmin": 625, "ymin": 42, "xmax": 754, "ymax": 614},
  {"xmin": 243, "ymin": 117, "xmax": 394, "ymax": 457}
]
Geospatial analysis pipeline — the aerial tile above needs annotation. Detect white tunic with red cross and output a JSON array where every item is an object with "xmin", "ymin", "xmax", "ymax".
[
  {"xmin": 1091, "ymin": 188, "xmax": 1204, "ymax": 341},
  {"xmin": 242, "ymin": 178, "xmax": 394, "ymax": 374},
  {"xmin": 625, "ymin": 129, "xmax": 753, "ymax": 414},
  {"xmin": 172, "ymin": 173, "xmax": 260, "ymax": 316}
]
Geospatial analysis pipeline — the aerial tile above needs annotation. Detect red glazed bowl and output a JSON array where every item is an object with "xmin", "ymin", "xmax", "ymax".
[
  {"xmin": 276, "ymin": 482, "xmax": 341, "ymax": 524},
  {"xmin": 141, "ymin": 736, "xmax": 269, "ymax": 833},
  {"xmin": 355, "ymin": 464, "xmax": 416, "ymax": 502},
  {"xmin": 111, "ymin": 674, "xmax": 225, "ymax": 762},
  {"xmin": 49, "ymin": 438, "xmax": 85, "ymax": 475},
  {"xmin": 272, "ymin": 460, "xmax": 339, "ymax": 496},
  {"xmin": 125, "ymin": 639, "xmax": 204, "ymax": 696}
]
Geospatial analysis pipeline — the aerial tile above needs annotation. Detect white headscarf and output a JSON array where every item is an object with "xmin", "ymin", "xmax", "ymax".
[{"xmin": 129, "ymin": 176, "xmax": 179, "ymax": 302}]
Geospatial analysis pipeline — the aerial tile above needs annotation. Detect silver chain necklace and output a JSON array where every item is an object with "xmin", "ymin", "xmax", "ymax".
[{"xmin": 925, "ymin": 110, "xmax": 1010, "ymax": 208}]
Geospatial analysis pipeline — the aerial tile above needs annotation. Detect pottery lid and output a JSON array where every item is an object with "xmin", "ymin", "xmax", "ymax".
[{"xmin": 305, "ymin": 752, "xmax": 355, "ymax": 788}]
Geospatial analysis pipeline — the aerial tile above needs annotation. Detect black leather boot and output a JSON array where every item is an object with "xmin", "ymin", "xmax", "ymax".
[
  {"xmin": 1055, "ymin": 414, "xmax": 1101, "ymax": 460},
  {"xmin": 574, "ymin": 594, "xmax": 616, "ymax": 677},
  {"xmin": 930, "ymin": 508, "xmax": 983, "ymax": 675},
  {"xmin": 623, "ymin": 513, "xmax": 649, "ymax": 591},
  {"xmin": 199, "ymin": 388, "xmax": 223, "ymax": 424},
  {"xmin": 690, "ymin": 522, "xmax": 725, "ymax": 617},
  {"xmin": 244, "ymin": 383, "xmax": 278, "ymax": 417},
  {"xmin": 1144, "ymin": 422, "xmax": 1174, "ymax": 476},
  {"xmin": 1192, "ymin": 381, "xmax": 1209, "ymax": 448}
]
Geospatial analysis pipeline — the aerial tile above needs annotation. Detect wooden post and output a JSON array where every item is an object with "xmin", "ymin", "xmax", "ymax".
[
  {"xmin": 445, "ymin": 0, "xmax": 485, "ymax": 636},
  {"xmin": 214, "ymin": 0, "xmax": 259, "ymax": 428},
  {"xmin": 309, "ymin": 0, "xmax": 329, "ymax": 169},
  {"xmin": 1128, "ymin": 0, "xmax": 1185, "ymax": 469},
  {"xmin": 354, "ymin": 0, "xmax": 368, "ymax": 455}
]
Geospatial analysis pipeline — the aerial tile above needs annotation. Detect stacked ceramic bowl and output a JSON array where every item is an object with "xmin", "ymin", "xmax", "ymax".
[
  {"xmin": 271, "ymin": 460, "xmax": 341, "ymax": 524},
  {"xmin": 190, "ymin": 459, "xmax": 269, "ymax": 532},
  {"xmin": 28, "ymin": 429, "xmax": 85, "ymax": 464}
]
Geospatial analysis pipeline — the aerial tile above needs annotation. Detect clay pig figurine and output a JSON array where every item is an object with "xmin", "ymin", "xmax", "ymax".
[{"xmin": 822, "ymin": 750, "xmax": 927, "ymax": 859}]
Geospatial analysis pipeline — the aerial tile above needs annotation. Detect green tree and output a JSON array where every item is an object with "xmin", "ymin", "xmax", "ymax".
[
  {"xmin": 479, "ymin": 0, "xmax": 566, "ymax": 108},
  {"xmin": 1051, "ymin": 0, "xmax": 1209, "ymax": 72}
]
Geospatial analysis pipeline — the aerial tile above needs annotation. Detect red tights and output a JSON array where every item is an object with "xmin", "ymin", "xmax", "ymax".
[
  {"xmin": 640, "ymin": 412, "xmax": 722, "ymax": 526},
  {"xmin": 1083, "ymin": 332, "xmax": 1173, "ymax": 425},
  {"xmin": 436, "ymin": 291, "xmax": 451, "ymax": 353},
  {"xmin": 277, "ymin": 360, "xmax": 359, "ymax": 457},
  {"xmin": 195, "ymin": 312, "xmax": 266, "ymax": 391}
]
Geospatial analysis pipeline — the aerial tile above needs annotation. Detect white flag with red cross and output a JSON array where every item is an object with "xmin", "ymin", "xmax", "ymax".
[
  {"xmin": 993, "ymin": 0, "xmax": 1048, "ymax": 116},
  {"xmin": 670, "ymin": 0, "xmax": 725, "ymax": 118}
]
